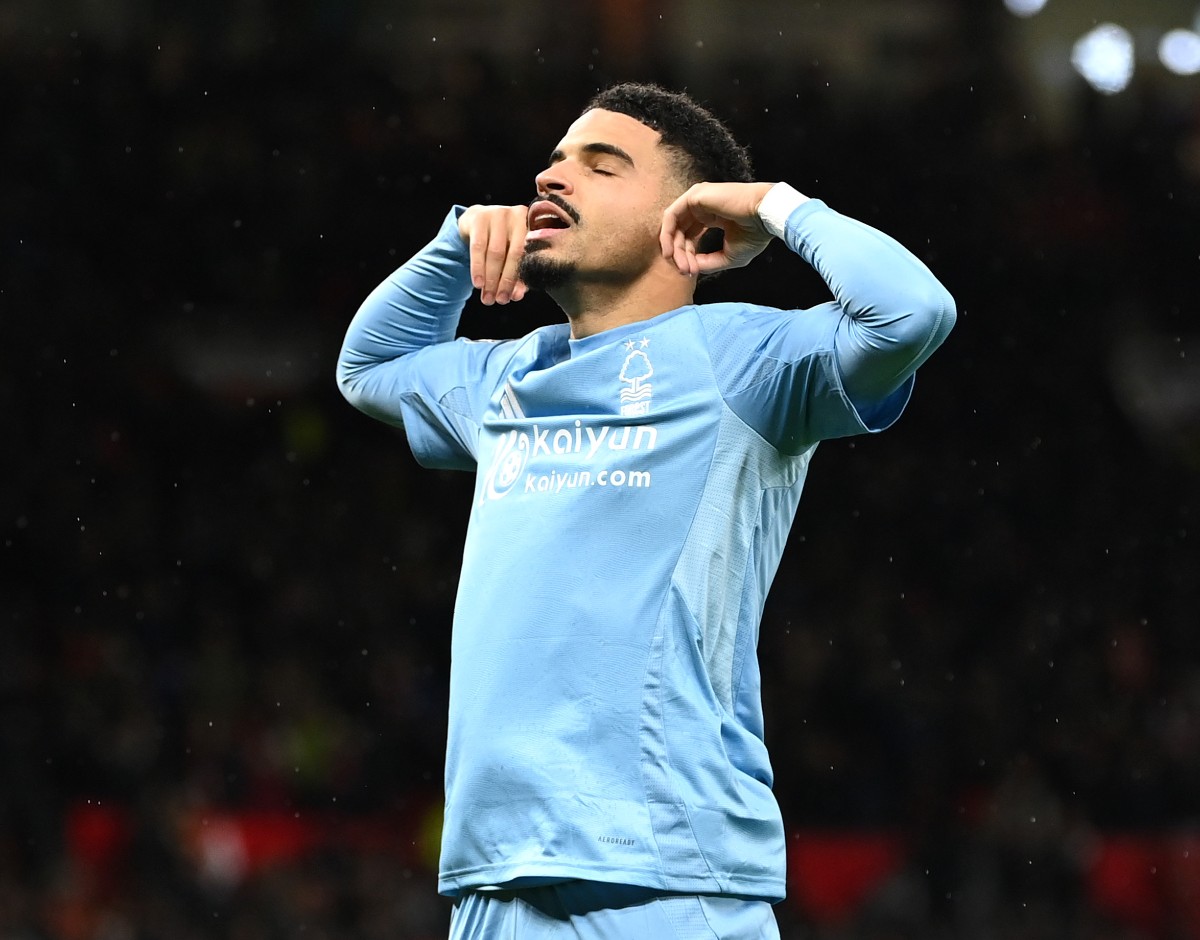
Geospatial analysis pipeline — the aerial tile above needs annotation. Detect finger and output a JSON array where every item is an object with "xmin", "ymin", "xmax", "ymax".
[
  {"xmin": 693, "ymin": 250, "xmax": 733, "ymax": 276},
  {"xmin": 673, "ymin": 228, "xmax": 700, "ymax": 278},
  {"xmin": 671, "ymin": 227, "xmax": 690, "ymax": 275},
  {"xmin": 660, "ymin": 200, "xmax": 686, "ymax": 259},
  {"xmin": 480, "ymin": 211, "xmax": 513, "ymax": 304},
  {"xmin": 468, "ymin": 214, "xmax": 488, "ymax": 291},
  {"xmin": 495, "ymin": 207, "xmax": 527, "ymax": 304},
  {"xmin": 659, "ymin": 213, "xmax": 676, "ymax": 260},
  {"xmin": 660, "ymin": 184, "xmax": 705, "ymax": 257},
  {"xmin": 683, "ymin": 234, "xmax": 698, "ymax": 278}
]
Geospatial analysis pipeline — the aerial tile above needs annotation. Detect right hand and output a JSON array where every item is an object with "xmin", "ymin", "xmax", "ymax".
[{"xmin": 457, "ymin": 204, "xmax": 529, "ymax": 305}]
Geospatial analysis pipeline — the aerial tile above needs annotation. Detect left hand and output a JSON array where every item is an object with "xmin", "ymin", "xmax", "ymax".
[
  {"xmin": 457, "ymin": 203, "xmax": 529, "ymax": 305},
  {"xmin": 659, "ymin": 181, "xmax": 776, "ymax": 277}
]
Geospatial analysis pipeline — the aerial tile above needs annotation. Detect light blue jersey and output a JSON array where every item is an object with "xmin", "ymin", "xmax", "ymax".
[{"xmin": 337, "ymin": 191, "xmax": 955, "ymax": 902}]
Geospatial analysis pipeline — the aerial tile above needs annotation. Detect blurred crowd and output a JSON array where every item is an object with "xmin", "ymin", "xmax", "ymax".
[{"xmin": 4, "ymin": 3, "xmax": 1200, "ymax": 938}]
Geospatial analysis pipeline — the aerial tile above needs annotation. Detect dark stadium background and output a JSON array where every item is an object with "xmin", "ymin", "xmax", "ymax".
[{"xmin": 4, "ymin": 0, "xmax": 1199, "ymax": 936}]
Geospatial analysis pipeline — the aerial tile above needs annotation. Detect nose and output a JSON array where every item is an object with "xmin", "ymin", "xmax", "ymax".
[{"xmin": 535, "ymin": 162, "xmax": 573, "ymax": 196}]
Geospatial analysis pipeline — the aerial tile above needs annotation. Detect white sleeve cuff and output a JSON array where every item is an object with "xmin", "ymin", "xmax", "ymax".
[{"xmin": 757, "ymin": 182, "xmax": 809, "ymax": 239}]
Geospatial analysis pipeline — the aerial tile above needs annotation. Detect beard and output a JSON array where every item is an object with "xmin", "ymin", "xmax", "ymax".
[{"xmin": 518, "ymin": 246, "xmax": 576, "ymax": 293}]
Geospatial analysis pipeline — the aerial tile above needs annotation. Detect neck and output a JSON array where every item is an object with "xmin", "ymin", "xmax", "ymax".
[{"xmin": 552, "ymin": 265, "xmax": 696, "ymax": 339}]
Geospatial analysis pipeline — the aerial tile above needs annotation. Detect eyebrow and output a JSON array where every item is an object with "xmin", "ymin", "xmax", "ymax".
[{"xmin": 547, "ymin": 142, "xmax": 636, "ymax": 168}]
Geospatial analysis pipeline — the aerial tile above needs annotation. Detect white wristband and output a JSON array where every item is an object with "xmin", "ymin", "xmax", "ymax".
[{"xmin": 758, "ymin": 182, "xmax": 809, "ymax": 239}]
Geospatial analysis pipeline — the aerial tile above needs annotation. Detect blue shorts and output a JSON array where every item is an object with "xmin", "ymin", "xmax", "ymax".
[{"xmin": 448, "ymin": 882, "xmax": 780, "ymax": 939}]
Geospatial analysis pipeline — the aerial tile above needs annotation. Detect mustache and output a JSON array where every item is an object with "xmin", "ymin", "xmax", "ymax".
[{"xmin": 531, "ymin": 192, "xmax": 581, "ymax": 226}]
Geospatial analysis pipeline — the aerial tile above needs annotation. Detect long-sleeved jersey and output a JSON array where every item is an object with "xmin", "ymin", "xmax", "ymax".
[{"xmin": 337, "ymin": 185, "xmax": 956, "ymax": 901}]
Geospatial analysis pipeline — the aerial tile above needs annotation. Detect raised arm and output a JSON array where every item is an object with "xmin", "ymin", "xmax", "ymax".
[
  {"xmin": 336, "ymin": 207, "xmax": 473, "ymax": 425},
  {"xmin": 336, "ymin": 204, "xmax": 529, "ymax": 427},
  {"xmin": 661, "ymin": 181, "xmax": 956, "ymax": 416},
  {"xmin": 758, "ymin": 183, "xmax": 956, "ymax": 408}
]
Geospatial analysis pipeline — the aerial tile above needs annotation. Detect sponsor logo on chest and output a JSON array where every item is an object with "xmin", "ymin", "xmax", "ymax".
[{"xmin": 480, "ymin": 337, "xmax": 659, "ymax": 503}]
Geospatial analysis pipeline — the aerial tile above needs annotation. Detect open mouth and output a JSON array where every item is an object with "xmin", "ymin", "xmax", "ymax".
[{"xmin": 527, "ymin": 200, "xmax": 574, "ymax": 240}]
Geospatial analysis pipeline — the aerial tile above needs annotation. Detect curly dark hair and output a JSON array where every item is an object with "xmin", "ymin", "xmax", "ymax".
[{"xmin": 584, "ymin": 82, "xmax": 754, "ymax": 187}]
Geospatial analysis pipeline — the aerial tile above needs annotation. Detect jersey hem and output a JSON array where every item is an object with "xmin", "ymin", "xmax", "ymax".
[{"xmin": 437, "ymin": 860, "xmax": 786, "ymax": 902}]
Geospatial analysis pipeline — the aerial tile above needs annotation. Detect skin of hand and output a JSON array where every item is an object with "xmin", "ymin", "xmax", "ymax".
[
  {"xmin": 659, "ymin": 181, "xmax": 777, "ymax": 277},
  {"xmin": 457, "ymin": 204, "xmax": 529, "ymax": 305}
]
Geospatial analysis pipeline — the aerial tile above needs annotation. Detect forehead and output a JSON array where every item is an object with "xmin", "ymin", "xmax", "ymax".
[{"xmin": 555, "ymin": 108, "xmax": 665, "ymax": 166}]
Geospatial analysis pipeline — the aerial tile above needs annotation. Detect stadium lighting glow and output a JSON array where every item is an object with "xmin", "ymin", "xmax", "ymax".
[
  {"xmin": 1158, "ymin": 29, "xmax": 1200, "ymax": 75},
  {"xmin": 1071, "ymin": 23, "xmax": 1135, "ymax": 94},
  {"xmin": 1004, "ymin": 0, "xmax": 1048, "ymax": 17}
]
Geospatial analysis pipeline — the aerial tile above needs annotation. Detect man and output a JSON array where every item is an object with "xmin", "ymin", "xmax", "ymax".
[{"xmin": 338, "ymin": 82, "xmax": 955, "ymax": 939}]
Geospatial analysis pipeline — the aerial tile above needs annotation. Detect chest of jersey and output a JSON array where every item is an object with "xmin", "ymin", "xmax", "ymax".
[{"xmin": 472, "ymin": 322, "xmax": 718, "ymax": 511}]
